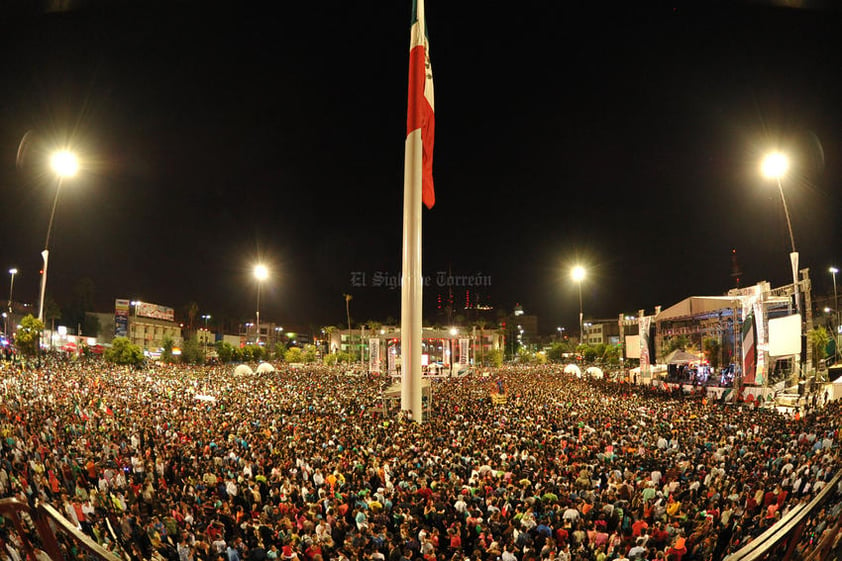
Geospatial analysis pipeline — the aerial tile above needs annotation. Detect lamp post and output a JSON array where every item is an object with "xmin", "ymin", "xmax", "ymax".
[
  {"xmin": 253, "ymin": 264, "xmax": 268, "ymax": 344},
  {"xmin": 7, "ymin": 268, "xmax": 17, "ymax": 314},
  {"xmin": 571, "ymin": 265, "xmax": 585, "ymax": 344},
  {"xmin": 6, "ymin": 268, "xmax": 17, "ymax": 338},
  {"xmin": 831, "ymin": 266, "xmax": 839, "ymax": 363},
  {"xmin": 38, "ymin": 151, "xmax": 78, "ymax": 323},
  {"xmin": 761, "ymin": 152, "xmax": 801, "ymax": 381},
  {"xmin": 201, "ymin": 314, "xmax": 211, "ymax": 355}
]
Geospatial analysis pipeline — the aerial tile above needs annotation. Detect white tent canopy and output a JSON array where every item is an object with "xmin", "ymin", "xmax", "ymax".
[
  {"xmin": 564, "ymin": 364, "xmax": 582, "ymax": 377},
  {"xmin": 256, "ymin": 362, "xmax": 275, "ymax": 373},
  {"xmin": 585, "ymin": 366, "xmax": 604, "ymax": 379},
  {"xmin": 233, "ymin": 364, "xmax": 253, "ymax": 376}
]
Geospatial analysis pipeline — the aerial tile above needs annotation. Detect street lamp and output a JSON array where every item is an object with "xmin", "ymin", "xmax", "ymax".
[
  {"xmin": 831, "ymin": 266, "xmax": 839, "ymax": 363},
  {"xmin": 8, "ymin": 268, "xmax": 17, "ymax": 313},
  {"xmin": 201, "ymin": 314, "xmax": 211, "ymax": 353},
  {"xmin": 253, "ymin": 264, "xmax": 268, "ymax": 344},
  {"xmin": 761, "ymin": 152, "xmax": 801, "ymax": 380},
  {"xmin": 571, "ymin": 265, "xmax": 585, "ymax": 344},
  {"xmin": 38, "ymin": 150, "xmax": 78, "ymax": 322},
  {"xmin": 5, "ymin": 268, "xmax": 17, "ymax": 337}
]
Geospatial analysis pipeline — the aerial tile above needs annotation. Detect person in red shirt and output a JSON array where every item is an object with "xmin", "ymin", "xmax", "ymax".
[
  {"xmin": 666, "ymin": 536, "xmax": 687, "ymax": 561},
  {"xmin": 649, "ymin": 522, "xmax": 669, "ymax": 548},
  {"xmin": 631, "ymin": 518, "xmax": 649, "ymax": 538},
  {"xmin": 555, "ymin": 525, "xmax": 569, "ymax": 547}
]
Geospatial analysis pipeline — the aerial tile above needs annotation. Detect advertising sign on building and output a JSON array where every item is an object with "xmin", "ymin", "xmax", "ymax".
[
  {"xmin": 115, "ymin": 299, "xmax": 130, "ymax": 338},
  {"xmin": 136, "ymin": 302, "xmax": 175, "ymax": 322}
]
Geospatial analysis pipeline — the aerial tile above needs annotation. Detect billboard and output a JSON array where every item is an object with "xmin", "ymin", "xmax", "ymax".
[
  {"xmin": 136, "ymin": 302, "xmax": 175, "ymax": 322},
  {"xmin": 115, "ymin": 299, "xmax": 130, "ymax": 337}
]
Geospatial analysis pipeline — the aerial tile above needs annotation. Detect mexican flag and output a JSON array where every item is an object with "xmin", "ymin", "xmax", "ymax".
[
  {"xmin": 407, "ymin": 0, "xmax": 435, "ymax": 209},
  {"xmin": 97, "ymin": 398, "xmax": 114, "ymax": 416},
  {"xmin": 742, "ymin": 311, "xmax": 757, "ymax": 385},
  {"xmin": 74, "ymin": 404, "xmax": 89, "ymax": 422}
]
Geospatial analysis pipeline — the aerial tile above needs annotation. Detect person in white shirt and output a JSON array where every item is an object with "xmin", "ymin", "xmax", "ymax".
[{"xmin": 501, "ymin": 544, "xmax": 518, "ymax": 561}]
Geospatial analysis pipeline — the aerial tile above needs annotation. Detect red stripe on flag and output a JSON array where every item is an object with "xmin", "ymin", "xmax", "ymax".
[{"xmin": 407, "ymin": 44, "xmax": 435, "ymax": 209}]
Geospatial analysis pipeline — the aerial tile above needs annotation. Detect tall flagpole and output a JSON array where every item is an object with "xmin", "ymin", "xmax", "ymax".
[
  {"xmin": 401, "ymin": 0, "xmax": 432, "ymax": 423},
  {"xmin": 401, "ymin": 130, "xmax": 423, "ymax": 422}
]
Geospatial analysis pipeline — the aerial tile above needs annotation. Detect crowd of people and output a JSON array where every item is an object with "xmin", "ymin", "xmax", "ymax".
[{"xmin": 0, "ymin": 357, "xmax": 840, "ymax": 561}]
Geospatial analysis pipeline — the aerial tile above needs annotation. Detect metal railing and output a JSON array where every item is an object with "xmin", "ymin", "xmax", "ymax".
[
  {"xmin": 725, "ymin": 470, "xmax": 842, "ymax": 561},
  {"xmin": 0, "ymin": 497, "xmax": 120, "ymax": 561}
]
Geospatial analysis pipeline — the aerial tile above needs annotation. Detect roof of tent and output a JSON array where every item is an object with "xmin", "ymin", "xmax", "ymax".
[{"xmin": 657, "ymin": 296, "xmax": 741, "ymax": 321}]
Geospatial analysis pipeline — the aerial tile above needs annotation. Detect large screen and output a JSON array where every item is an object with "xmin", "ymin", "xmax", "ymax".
[{"xmin": 768, "ymin": 314, "xmax": 801, "ymax": 357}]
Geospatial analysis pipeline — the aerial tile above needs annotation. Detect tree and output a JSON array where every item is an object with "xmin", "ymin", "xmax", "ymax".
[
  {"xmin": 64, "ymin": 277, "xmax": 95, "ymax": 334},
  {"xmin": 183, "ymin": 301, "xmax": 199, "ymax": 335},
  {"xmin": 475, "ymin": 319, "xmax": 488, "ymax": 366},
  {"xmin": 664, "ymin": 335, "xmax": 691, "ymax": 354},
  {"xmin": 602, "ymin": 344, "xmax": 622, "ymax": 367},
  {"xmin": 322, "ymin": 326, "xmax": 337, "ymax": 354},
  {"xmin": 161, "ymin": 336, "xmax": 175, "ymax": 363},
  {"xmin": 343, "ymin": 293, "xmax": 353, "ymax": 331},
  {"xmin": 577, "ymin": 344, "xmax": 598, "ymax": 363},
  {"xmin": 44, "ymin": 297, "xmax": 62, "ymax": 332},
  {"xmin": 547, "ymin": 343, "xmax": 566, "ymax": 363},
  {"xmin": 808, "ymin": 327, "xmax": 830, "ymax": 368},
  {"xmin": 83, "ymin": 313, "xmax": 101, "ymax": 338},
  {"xmin": 302, "ymin": 344, "xmax": 318, "ymax": 363},
  {"xmin": 181, "ymin": 336, "xmax": 204, "ymax": 364},
  {"xmin": 216, "ymin": 341, "xmax": 235, "ymax": 363},
  {"xmin": 703, "ymin": 337, "xmax": 723, "ymax": 370},
  {"xmin": 105, "ymin": 337, "xmax": 144, "ymax": 365},
  {"xmin": 486, "ymin": 348, "xmax": 504, "ymax": 367},
  {"xmin": 285, "ymin": 347, "xmax": 304, "ymax": 364},
  {"xmin": 15, "ymin": 314, "xmax": 44, "ymax": 357}
]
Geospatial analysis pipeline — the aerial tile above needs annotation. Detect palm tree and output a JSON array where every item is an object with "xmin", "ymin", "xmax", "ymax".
[
  {"xmin": 322, "ymin": 326, "xmax": 337, "ymax": 354},
  {"xmin": 343, "ymin": 293, "xmax": 354, "ymax": 359},
  {"xmin": 184, "ymin": 301, "xmax": 199, "ymax": 334},
  {"xmin": 808, "ymin": 327, "xmax": 830, "ymax": 379},
  {"xmin": 477, "ymin": 319, "xmax": 487, "ymax": 366},
  {"xmin": 343, "ymin": 294, "xmax": 353, "ymax": 331}
]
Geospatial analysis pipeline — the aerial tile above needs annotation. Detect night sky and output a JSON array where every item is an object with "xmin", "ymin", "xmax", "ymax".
[{"xmin": 0, "ymin": 1, "xmax": 840, "ymax": 333}]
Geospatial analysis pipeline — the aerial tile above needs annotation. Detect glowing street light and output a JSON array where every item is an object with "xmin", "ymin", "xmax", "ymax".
[
  {"xmin": 761, "ymin": 151, "xmax": 800, "ymax": 380},
  {"xmin": 38, "ymin": 150, "xmax": 79, "ymax": 322},
  {"xmin": 253, "ymin": 264, "xmax": 268, "ymax": 344},
  {"xmin": 571, "ymin": 265, "xmax": 585, "ymax": 343},
  {"xmin": 50, "ymin": 151, "xmax": 79, "ymax": 178}
]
